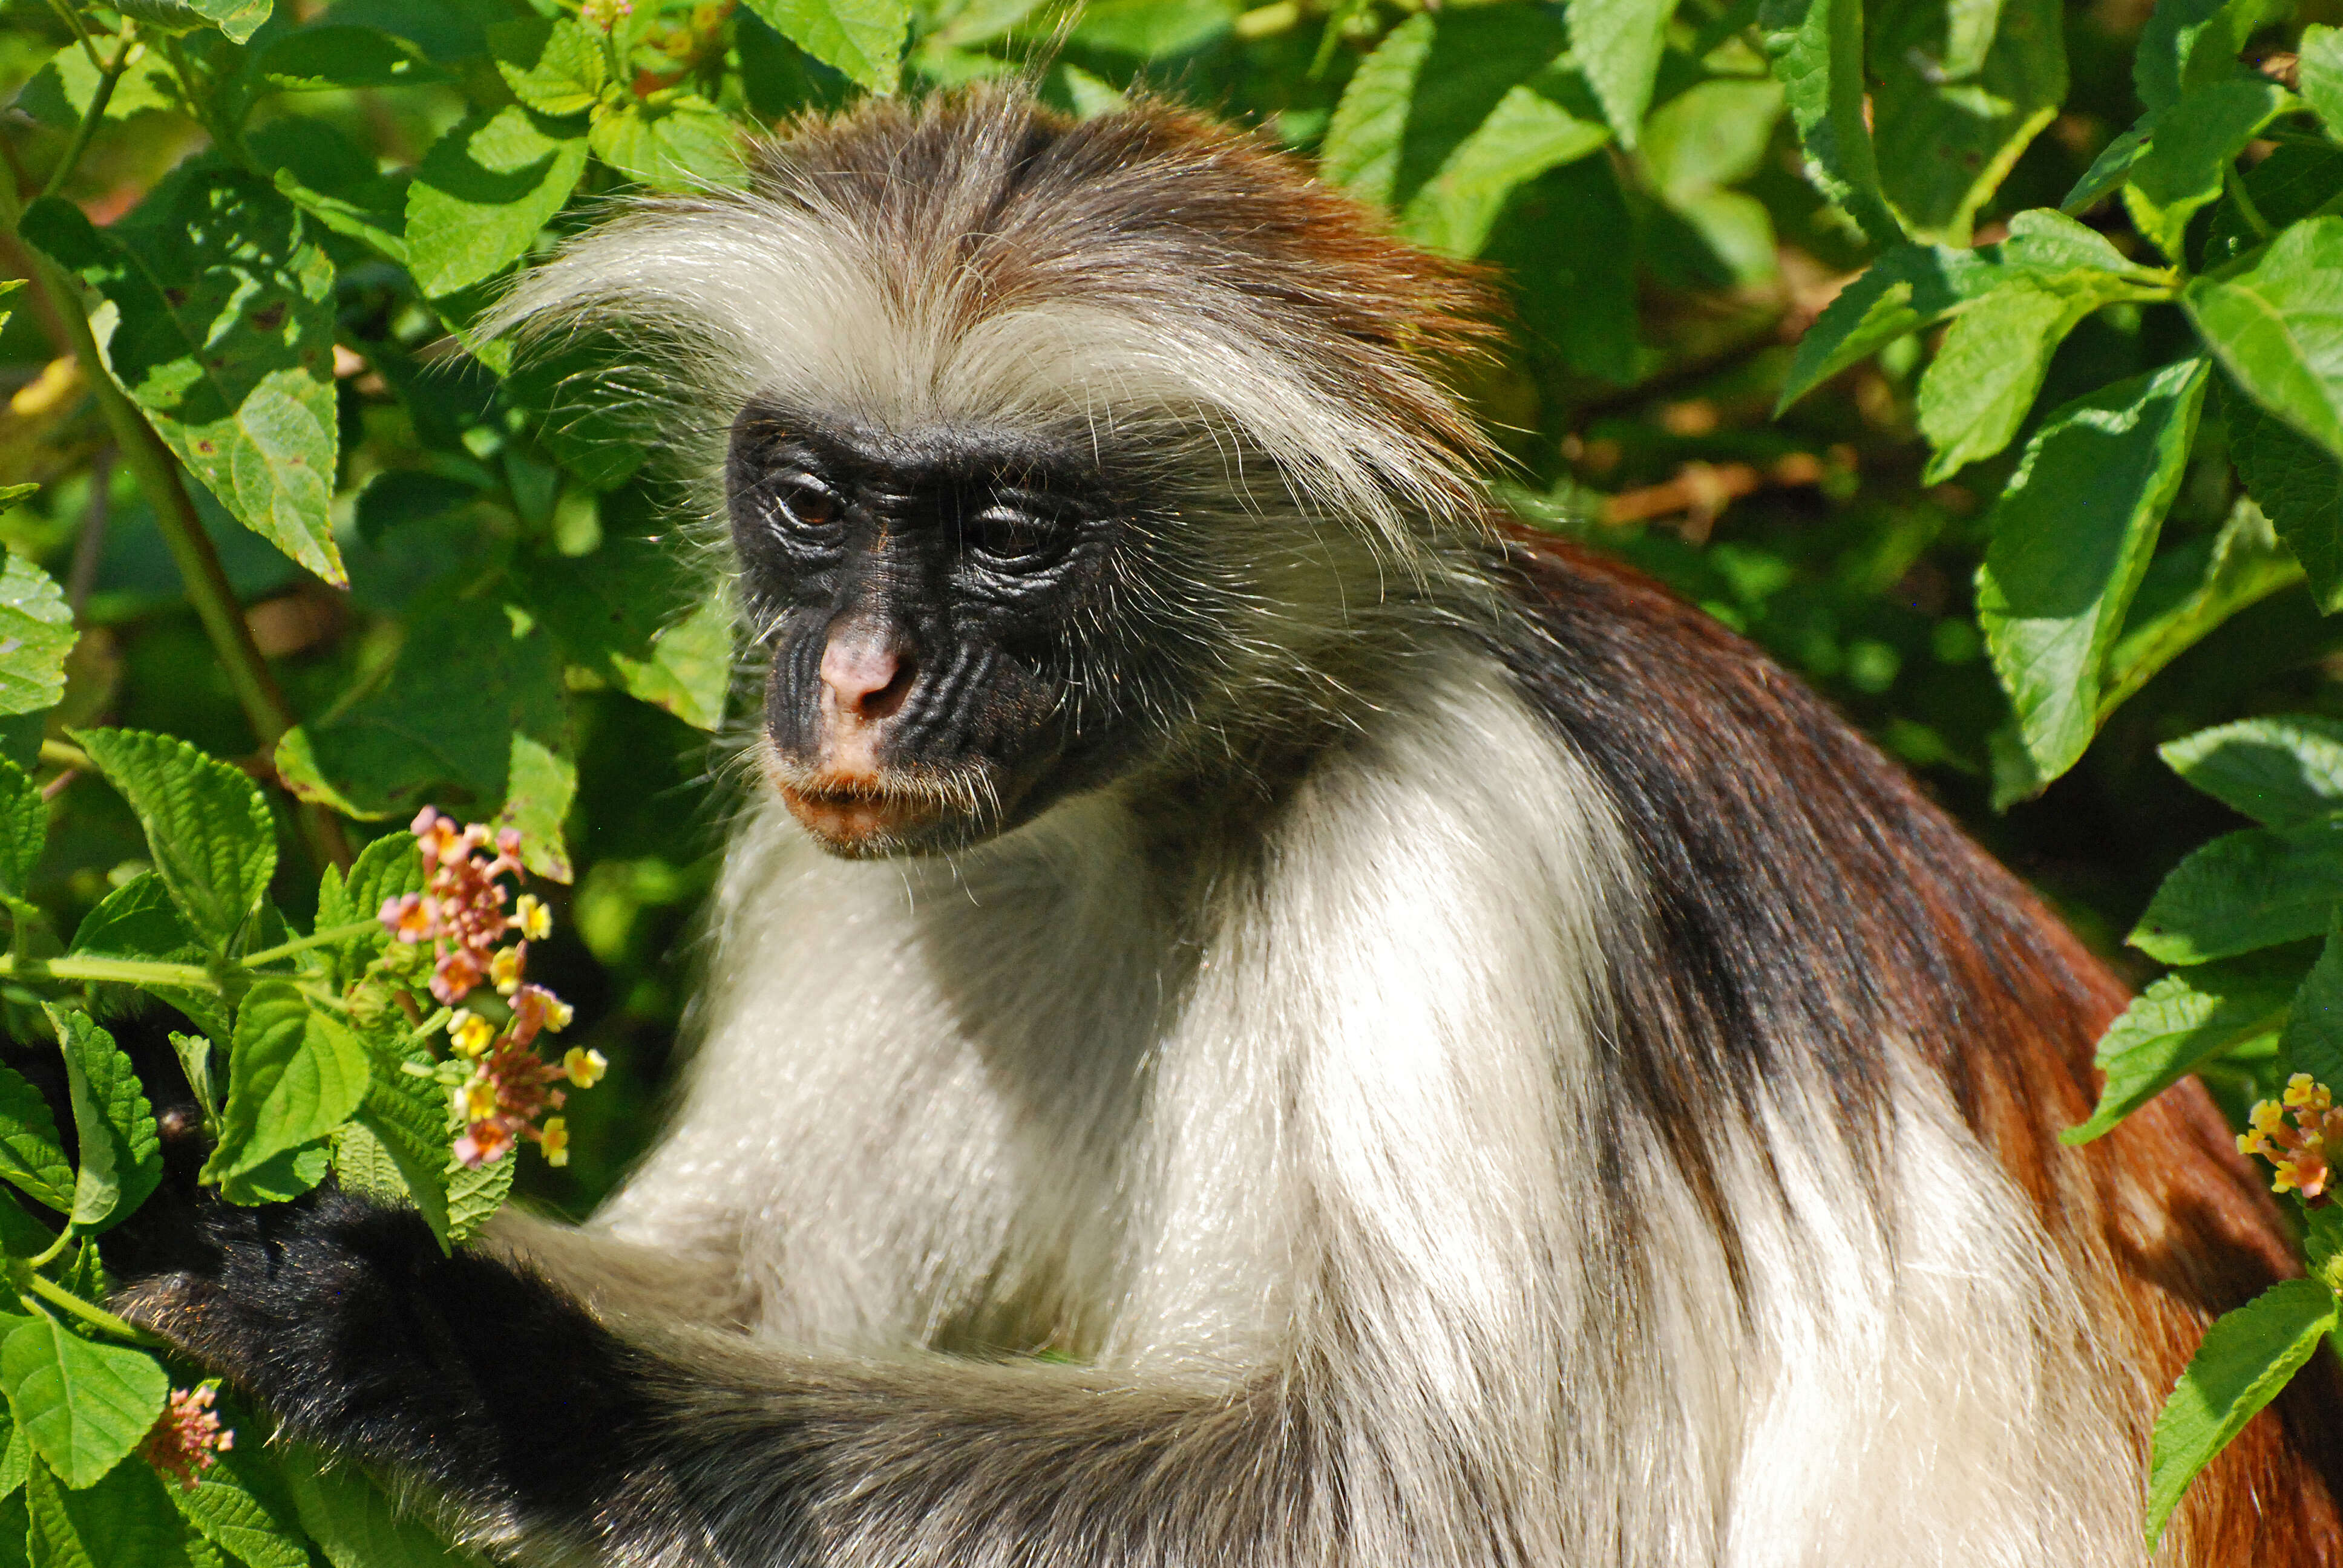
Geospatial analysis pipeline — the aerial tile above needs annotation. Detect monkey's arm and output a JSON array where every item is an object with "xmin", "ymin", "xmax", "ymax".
[{"xmin": 116, "ymin": 1190, "xmax": 1494, "ymax": 1568}]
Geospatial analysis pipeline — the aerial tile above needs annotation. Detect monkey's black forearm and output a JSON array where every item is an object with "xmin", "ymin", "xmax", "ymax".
[{"xmin": 117, "ymin": 1194, "xmax": 1462, "ymax": 1568}]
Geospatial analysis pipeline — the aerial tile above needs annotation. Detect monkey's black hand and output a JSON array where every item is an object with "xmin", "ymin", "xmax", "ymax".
[{"xmin": 107, "ymin": 1169, "xmax": 667, "ymax": 1544}]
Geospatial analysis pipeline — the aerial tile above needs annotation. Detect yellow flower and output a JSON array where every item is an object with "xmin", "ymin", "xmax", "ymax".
[
  {"xmin": 540, "ymin": 1117, "xmax": 569, "ymax": 1167},
  {"xmin": 460, "ymin": 1075, "xmax": 499, "ymax": 1122},
  {"xmin": 449, "ymin": 1010, "xmax": 495, "ymax": 1059},
  {"xmin": 2250, "ymin": 1099, "xmax": 2289, "ymax": 1137},
  {"xmin": 490, "ymin": 946, "xmax": 525, "ymax": 996},
  {"xmin": 562, "ymin": 1047, "xmax": 608, "ymax": 1089},
  {"xmin": 545, "ymin": 995, "xmax": 574, "ymax": 1032},
  {"xmin": 2284, "ymin": 1073, "xmax": 2333, "ymax": 1112},
  {"xmin": 513, "ymin": 894, "xmax": 552, "ymax": 942}
]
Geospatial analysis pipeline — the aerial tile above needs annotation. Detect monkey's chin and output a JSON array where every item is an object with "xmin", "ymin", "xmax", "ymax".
[{"xmin": 764, "ymin": 757, "xmax": 1008, "ymax": 858}]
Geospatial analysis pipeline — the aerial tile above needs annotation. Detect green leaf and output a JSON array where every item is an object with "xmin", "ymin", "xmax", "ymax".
[
  {"xmin": 2064, "ymin": 953, "xmax": 2300, "ymax": 1142},
  {"xmin": 2146, "ymin": 1278, "xmax": 2339, "ymax": 1549},
  {"xmin": 1322, "ymin": 8, "xmax": 1568, "ymax": 215},
  {"xmin": 15, "ymin": 43, "xmax": 180, "ymax": 129},
  {"xmin": 740, "ymin": 0, "xmax": 910, "ymax": 93},
  {"xmin": 257, "ymin": 27, "xmax": 447, "ymax": 91},
  {"xmin": 19, "ymin": 169, "xmax": 343, "ymax": 586},
  {"xmin": 281, "ymin": 1446, "xmax": 485, "ymax": 1568},
  {"xmin": 352, "ymin": 1071, "xmax": 453, "ymax": 1252},
  {"xmin": 2203, "ymin": 143, "xmax": 2343, "ymax": 270},
  {"xmin": 338, "ymin": 834, "xmax": 424, "ymax": 933},
  {"xmin": 47, "ymin": 1009, "xmax": 161, "ymax": 1235},
  {"xmin": 2062, "ymin": 112, "xmax": 2157, "ymax": 212},
  {"xmin": 274, "ymin": 597, "xmax": 569, "ymax": 858},
  {"xmin": 489, "ymin": 734, "xmax": 577, "ymax": 885},
  {"xmin": 248, "ymin": 118, "xmax": 410, "ymax": 268},
  {"xmin": 1974, "ymin": 357, "xmax": 2211, "ymax": 786},
  {"xmin": 2281, "ymin": 921, "xmax": 2343, "ymax": 1088},
  {"xmin": 2163, "ymin": 714, "xmax": 2343, "ymax": 826},
  {"xmin": 1568, "ymin": 0, "xmax": 1674, "ymax": 147},
  {"xmin": 1778, "ymin": 209, "xmax": 2166, "ymax": 410},
  {"xmin": 2131, "ymin": 817, "xmax": 2343, "ymax": 962},
  {"xmin": 168, "ymin": 1423, "xmax": 307, "ymax": 1568},
  {"xmin": 0, "ymin": 556, "xmax": 75, "ymax": 720},
  {"xmin": 0, "ymin": 1068, "xmax": 69, "ymax": 1218},
  {"xmin": 2302, "ymin": 25, "xmax": 2343, "ymax": 136},
  {"xmin": 1066, "ymin": 0, "xmax": 1235, "ymax": 56},
  {"xmin": 1867, "ymin": 0, "xmax": 2064, "ymax": 243},
  {"xmin": 205, "ymin": 984, "xmax": 369, "ymax": 1188},
  {"xmin": 2098, "ymin": 497, "xmax": 2302, "ymax": 718},
  {"xmin": 587, "ymin": 96, "xmax": 742, "ymax": 194},
  {"xmin": 522, "ymin": 540, "xmax": 732, "ymax": 731},
  {"xmin": 405, "ymin": 108, "xmax": 590, "ymax": 299},
  {"xmin": 0, "ymin": 1317, "xmax": 168, "ymax": 1489},
  {"xmin": 487, "ymin": 17, "xmax": 608, "ymax": 117},
  {"xmin": 1915, "ymin": 279, "xmax": 2101, "ymax": 481},
  {"xmin": 25, "ymin": 1459, "xmax": 190, "ymax": 1568},
  {"xmin": 444, "ymin": 1097, "xmax": 515, "ymax": 1247},
  {"xmin": 1758, "ymin": 0, "xmax": 1901, "ymax": 245},
  {"xmin": 2186, "ymin": 217, "xmax": 2343, "ymax": 465},
  {"xmin": 73, "ymin": 730, "xmax": 274, "ymax": 952},
  {"xmin": 1399, "ymin": 79, "xmax": 1610, "ymax": 258},
  {"xmin": 2123, "ymin": 78, "xmax": 2294, "ymax": 263},
  {"xmin": 0, "ymin": 762, "xmax": 42, "ymax": 904},
  {"xmin": 2223, "ymin": 376, "xmax": 2343, "ymax": 611},
  {"xmin": 218, "ymin": 1141, "xmax": 330, "ymax": 1207},
  {"xmin": 67, "ymin": 875, "xmax": 229, "ymax": 1044},
  {"xmin": 115, "ymin": 0, "xmax": 272, "ymax": 44},
  {"xmin": 2136, "ymin": 0, "xmax": 2287, "ymax": 114}
]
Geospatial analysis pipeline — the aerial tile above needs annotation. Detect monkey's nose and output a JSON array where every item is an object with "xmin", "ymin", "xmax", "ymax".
[{"xmin": 819, "ymin": 624, "xmax": 916, "ymax": 724}]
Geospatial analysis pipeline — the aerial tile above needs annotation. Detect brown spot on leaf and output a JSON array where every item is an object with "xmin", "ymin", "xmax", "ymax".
[{"xmin": 249, "ymin": 302, "xmax": 287, "ymax": 332}]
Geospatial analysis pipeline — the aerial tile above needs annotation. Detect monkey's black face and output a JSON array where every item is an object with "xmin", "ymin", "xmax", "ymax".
[{"xmin": 729, "ymin": 402, "xmax": 1181, "ymax": 857}]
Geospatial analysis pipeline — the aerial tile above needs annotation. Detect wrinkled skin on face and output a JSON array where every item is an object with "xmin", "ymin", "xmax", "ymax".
[{"xmin": 729, "ymin": 403, "xmax": 1199, "ymax": 857}]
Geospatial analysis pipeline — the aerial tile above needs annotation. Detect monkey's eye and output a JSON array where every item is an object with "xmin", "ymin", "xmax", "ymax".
[
  {"xmin": 771, "ymin": 480, "xmax": 842, "ymax": 537},
  {"xmin": 966, "ymin": 503, "xmax": 1070, "ymax": 570}
]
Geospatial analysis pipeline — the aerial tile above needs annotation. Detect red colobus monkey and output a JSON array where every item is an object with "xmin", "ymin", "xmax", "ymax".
[{"xmin": 118, "ymin": 88, "xmax": 2341, "ymax": 1566}]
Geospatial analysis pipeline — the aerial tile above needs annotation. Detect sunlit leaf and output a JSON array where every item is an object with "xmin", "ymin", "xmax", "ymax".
[
  {"xmin": 2065, "ymin": 953, "xmax": 2300, "ymax": 1143},
  {"xmin": 405, "ymin": 109, "xmax": 590, "ymax": 298},
  {"xmin": 74, "ymin": 730, "xmax": 274, "ymax": 951},
  {"xmin": 2187, "ymin": 217, "xmax": 2343, "ymax": 465},
  {"xmin": 741, "ymin": 0, "xmax": 910, "ymax": 93},
  {"xmin": 2132, "ymin": 817, "xmax": 2343, "ymax": 962},
  {"xmin": 0, "ymin": 1317, "xmax": 168, "ymax": 1489},
  {"xmin": 48, "ymin": 1007, "xmax": 161, "ymax": 1234},
  {"xmin": 205, "ymin": 984, "xmax": 370, "ymax": 1189}
]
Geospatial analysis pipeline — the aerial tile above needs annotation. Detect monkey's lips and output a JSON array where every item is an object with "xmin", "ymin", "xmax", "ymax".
[{"xmin": 764, "ymin": 754, "xmax": 1000, "ymax": 856}]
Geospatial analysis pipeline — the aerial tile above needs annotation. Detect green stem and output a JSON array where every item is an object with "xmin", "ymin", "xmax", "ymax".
[
  {"xmin": 0, "ymin": 170, "xmax": 351, "ymax": 872},
  {"xmin": 0, "ymin": 952, "xmax": 221, "ymax": 991},
  {"xmin": 237, "ymin": 919, "xmax": 383, "ymax": 969},
  {"xmin": 24, "ymin": 1229, "xmax": 71, "ymax": 1270},
  {"xmin": 41, "ymin": 0, "xmax": 100, "ymax": 68},
  {"xmin": 38, "ymin": 739, "xmax": 87, "ymax": 773},
  {"xmin": 38, "ymin": 25, "xmax": 134, "ymax": 203},
  {"xmin": 22, "ymin": 1278, "xmax": 161, "ymax": 1346}
]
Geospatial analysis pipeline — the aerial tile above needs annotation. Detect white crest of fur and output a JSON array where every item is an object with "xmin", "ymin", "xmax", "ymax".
[{"xmin": 480, "ymin": 172, "xmax": 1476, "ymax": 553}]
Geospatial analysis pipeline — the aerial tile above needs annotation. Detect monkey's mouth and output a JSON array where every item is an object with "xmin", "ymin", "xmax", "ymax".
[{"xmin": 763, "ymin": 753, "xmax": 1004, "ymax": 857}]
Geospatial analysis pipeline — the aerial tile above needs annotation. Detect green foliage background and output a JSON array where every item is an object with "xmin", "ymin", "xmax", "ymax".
[{"xmin": 0, "ymin": 0, "xmax": 2341, "ymax": 1555}]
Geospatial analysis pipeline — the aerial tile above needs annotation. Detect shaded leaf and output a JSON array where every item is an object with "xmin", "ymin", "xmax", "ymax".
[
  {"xmin": 25, "ymin": 1458, "xmax": 189, "ymax": 1567},
  {"xmin": 740, "ymin": 0, "xmax": 910, "ymax": 93},
  {"xmin": 2131, "ymin": 817, "xmax": 2343, "ymax": 962},
  {"xmin": 2163, "ymin": 713, "xmax": 2343, "ymax": 826},
  {"xmin": 2123, "ymin": 78, "xmax": 2294, "ymax": 263},
  {"xmin": 167, "ymin": 1425, "xmax": 308, "ymax": 1568},
  {"xmin": 2062, "ymin": 112, "xmax": 2156, "ymax": 212},
  {"xmin": 0, "ymin": 1068, "xmax": 69, "ymax": 1217},
  {"xmin": 2146, "ymin": 1278, "xmax": 2338, "ymax": 1549},
  {"xmin": 2224, "ymin": 376, "xmax": 2343, "ymax": 611},
  {"xmin": 0, "ymin": 762, "xmax": 42, "ymax": 903},
  {"xmin": 67, "ymin": 875, "xmax": 229, "ymax": 1044},
  {"xmin": 487, "ymin": 17, "xmax": 606, "ymax": 116},
  {"xmin": 1322, "ymin": 8, "xmax": 1568, "ymax": 214},
  {"xmin": 2065, "ymin": 953, "xmax": 2300, "ymax": 1142},
  {"xmin": 1976, "ymin": 357, "xmax": 2210, "ymax": 786},
  {"xmin": 258, "ymin": 27, "xmax": 446, "ymax": 91},
  {"xmin": 2282, "ymin": 921, "xmax": 2343, "ymax": 1089},
  {"xmin": 18, "ymin": 169, "xmax": 342, "ymax": 584},
  {"xmin": 281, "ymin": 1446, "xmax": 485, "ymax": 1568},
  {"xmin": 116, "ymin": 0, "xmax": 271, "ymax": 44},
  {"xmin": 73, "ymin": 731, "xmax": 274, "ymax": 951},
  {"xmin": 2136, "ymin": 0, "xmax": 2287, "ymax": 113},
  {"xmin": 15, "ymin": 43, "xmax": 180, "ymax": 129},
  {"xmin": 1869, "ymin": 0, "xmax": 2064, "ymax": 243},
  {"xmin": 1569, "ymin": 0, "xmax": 1674, "ymax": 147},
  {"xmin": 353, "ymin": 1068, "xmax": 453, "ymax": 1252},
  {"xmin": 0, "ymin": 1317, "xmax": 168, "ymax": 1490},
  {"xmin": 2098, "ymin": 497, "xmax": 2302, "ymax": 718},
  {"xmin": 1758, "ymin": 0, "xmax": 1900, "ymax": 244}
]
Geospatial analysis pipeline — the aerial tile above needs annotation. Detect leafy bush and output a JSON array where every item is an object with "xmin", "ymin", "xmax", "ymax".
[{"xmin": 0, "ymin": 0, "xmax": 2339, "ymax": 1558}]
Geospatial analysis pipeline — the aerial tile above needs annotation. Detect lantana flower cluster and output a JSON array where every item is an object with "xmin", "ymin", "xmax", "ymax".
[
  {"xmin": 142, "ymin": 1385, "xmax": 232, "ymax": 1490},
  {"xmin": 380, "ymin": 809, "xmax": 606, "ymax": 1169},
  {"xmin": 2238, "ymin": 1073, "xmax": 2343, "ymax": 1200}
]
